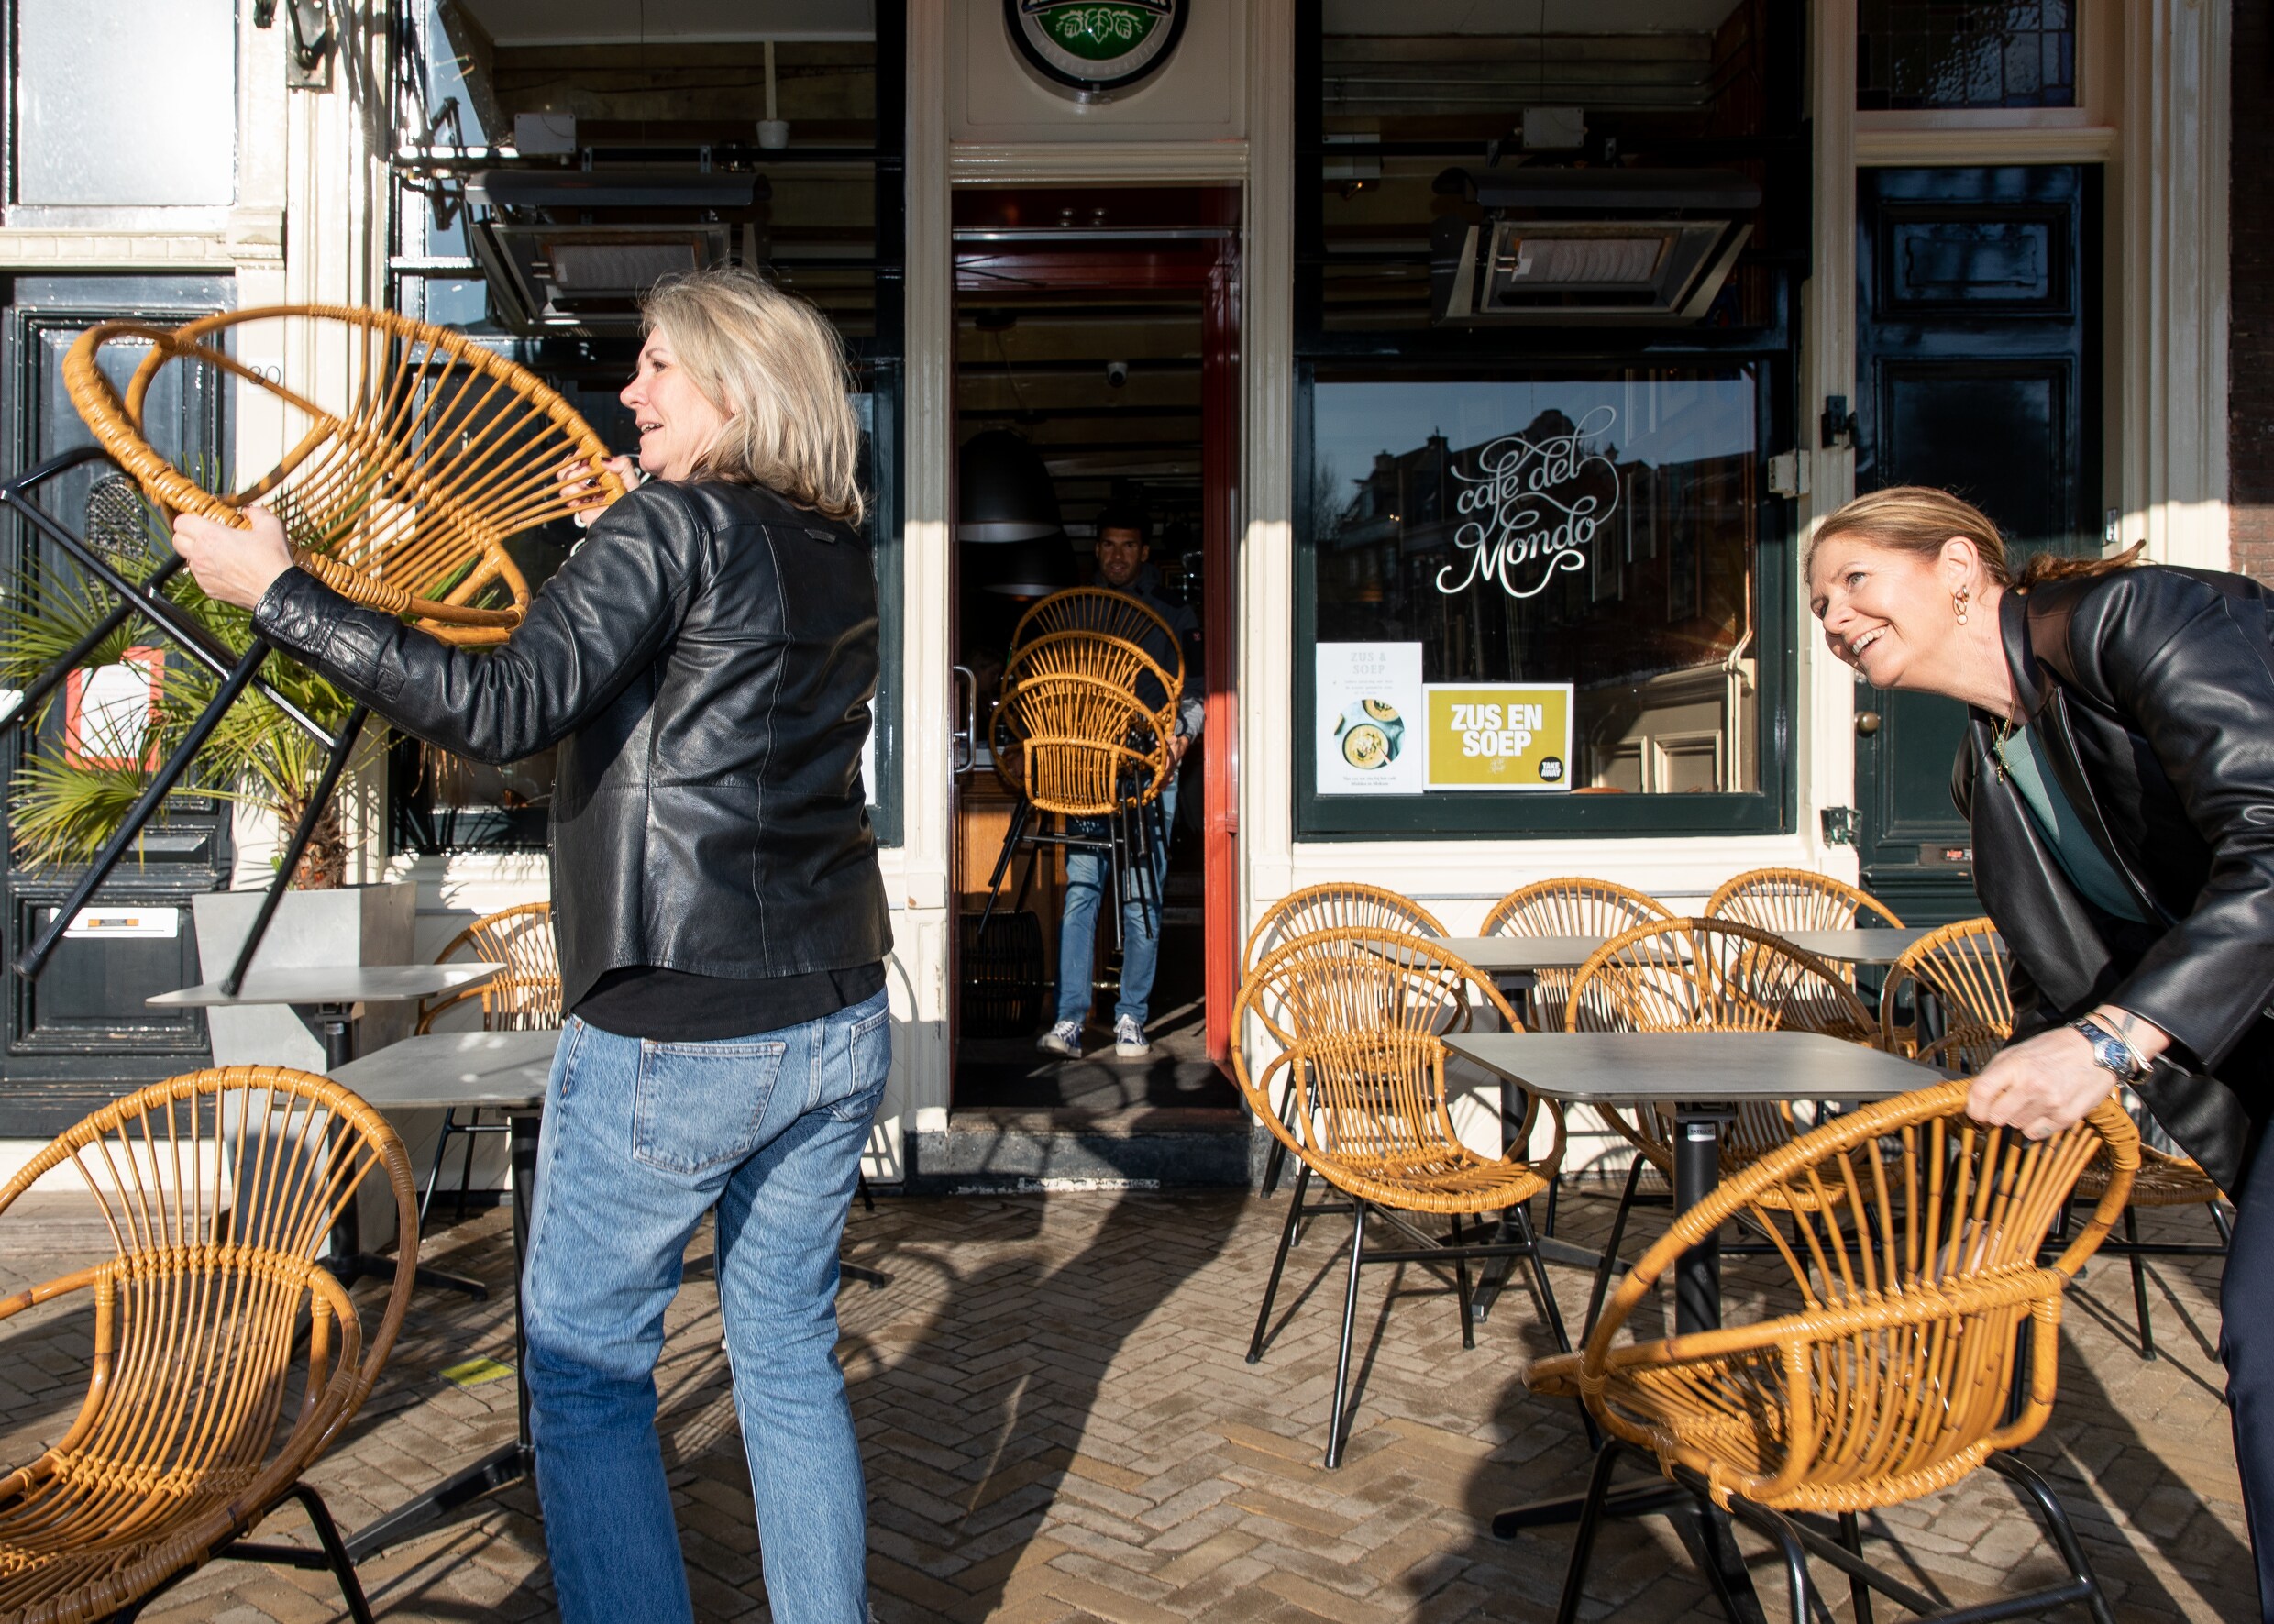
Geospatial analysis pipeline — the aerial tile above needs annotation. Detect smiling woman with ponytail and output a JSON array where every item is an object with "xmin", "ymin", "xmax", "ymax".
[{"xmin": 1808, "ymin": 484, "xmax": 2274, "ymax": 1621}]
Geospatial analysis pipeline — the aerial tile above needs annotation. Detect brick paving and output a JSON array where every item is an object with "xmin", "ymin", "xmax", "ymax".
[{"xmin": 0, "ymin": 1175, "xmax": 2253, "ymax": 1622}]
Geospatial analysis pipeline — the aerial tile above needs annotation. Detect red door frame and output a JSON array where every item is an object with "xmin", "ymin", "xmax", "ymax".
[{"xmin": 950, "ymin": 192, "xmax": 1242, "ymax": 1077}]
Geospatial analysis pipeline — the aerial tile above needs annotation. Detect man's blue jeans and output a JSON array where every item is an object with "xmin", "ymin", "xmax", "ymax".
[
  {"xmin": 521, "ymin": 989, "xmax": 890, "ymax": 1624},
  {"xmin": 1055, "ymin": 779, "xmax": 1176, "ymax": 1028}
]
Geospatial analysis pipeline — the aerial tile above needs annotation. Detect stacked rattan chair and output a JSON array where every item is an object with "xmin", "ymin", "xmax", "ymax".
[
  {"xmin": 979, "ymin": 589, "xmax": 1184, "ymax": 949},
  {"xmin": 1882, "ymin": 916, "xmax": 2230, "ymax": 1361},
  {"xmin": 1526, "ymin": 1078, "xmax": 2138, "ymax": 1624},
  {"xmin": 1232, "ymin": 929, "xmax": 1568, "ymax": 1466},
  {"xmin": 1705, "ymin": 867, "xmax": 1905, "ymax": 934},
  {"xmin": 1243, "ymin": 884, "xmax": 1449, "ymax": 1196},
  {"xmin": 0, "ymin": 1066, "xmax": 417, "ymax": 1622},
  {"xmin": 11, "ymin": 304, "xmax": 623, "ymax": 989},
  {"xmin": 414, "ymin": 901, "xmax": 563, "ymax": 1227}
]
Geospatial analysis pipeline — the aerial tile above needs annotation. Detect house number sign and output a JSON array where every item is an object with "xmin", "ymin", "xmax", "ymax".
[
  {"xmin": 1438, "ymin": 404, "xmax": 1623, "ymax": 602},
  {"xmin": 1008, "ymin": 0, "xmax": 1187, "ymax": 99}
]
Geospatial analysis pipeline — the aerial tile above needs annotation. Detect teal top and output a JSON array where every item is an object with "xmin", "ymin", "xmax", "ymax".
[{"xmin": 1993, "ymin": 724, "xmax": 2147, "ymax": 923}]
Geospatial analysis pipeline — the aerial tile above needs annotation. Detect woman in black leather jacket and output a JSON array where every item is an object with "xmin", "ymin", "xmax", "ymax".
[
  {"xmin": 1810, "ymin": 484, "xmax": 2274, "ymax": 1618},
  {"xmin": 173, "ymin": 268, "xmax": 891, "ymax": 1624}
]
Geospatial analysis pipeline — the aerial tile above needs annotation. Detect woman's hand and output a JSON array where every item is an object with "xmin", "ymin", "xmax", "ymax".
[
  {"xmin": 171, "ymin": 506, "xmax": 296, "ymax": 610},
  {"xmin": 1967, "ymin": 1004, "xmax": 2169, "ymax": 1139},
  {"xmin": 558, "ymin": 454, "xmax": 637, "ymax": 516}
]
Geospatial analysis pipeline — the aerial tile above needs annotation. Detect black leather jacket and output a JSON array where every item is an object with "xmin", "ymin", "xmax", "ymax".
[
  {"xmin": 1958, "ymin": 566, "xmax": 2274, "ymax": 1194},
  {"xmin": 253, "ymin": 479, "xmax": 892, "ymax": 1011}
]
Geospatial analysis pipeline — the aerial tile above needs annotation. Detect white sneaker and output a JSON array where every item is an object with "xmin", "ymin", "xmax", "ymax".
[
  {"xmin": 1114, "ymin": 1015, "xmax": 1152, "ymax": 1060},
  {"xmin": 1037, "ymin": 1019, "xmax": 1083, "ymax": 1057}
]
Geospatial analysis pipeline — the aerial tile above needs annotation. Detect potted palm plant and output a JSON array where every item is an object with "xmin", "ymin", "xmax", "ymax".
[{"xmin": 0, "ymin": 484, "xmax": 415, "ymax": 1068}]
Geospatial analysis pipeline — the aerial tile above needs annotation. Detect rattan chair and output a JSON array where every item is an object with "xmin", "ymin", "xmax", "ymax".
[
  {"xmin": 13, "ymin": 304, "xmax": 623, "ymax": 989},
  {"xmin": 67, "ymin": 305, "xmax": 622, "ymax": 646},
  {"xmin": 414, "ymin": 901, "xmax": 563, "ymax": 1227},
  {"xmin": 1882, "ymin": 917, "xmax": 2230, "ymax": 1361},
  {"xmin": 1242, "ymin": 885, "xmax": 1450, "ymax": 1196},
  {"xmin": 1705, "ymin": 867, "xmax": 1905, "ymax": 933},
  {"xmin": 1480, "ymin": 877, "xmax": 1672, "ymax": 1041},
  {"xmin": 1565, "ymin": 917, "xmax": 1877, "ymax": 1338},
  {"xmin": 0, "ymin": 1066, "xmax": 418, "ymax": 1623},
  {"xmin": 1009, "ymin": 586, "xmax": 1184, "ymax": 695},
  {"xmin": 1232, "ymin": 929, "xmax": 1568, "ymax": 1466},
  {"xmin": 1526, "ymin": 1078, "xmax": 2138, "ymax": 1624},
  {"xmin": 977, "ymin": 648, "xmax": 1174, "ymax": 949}
]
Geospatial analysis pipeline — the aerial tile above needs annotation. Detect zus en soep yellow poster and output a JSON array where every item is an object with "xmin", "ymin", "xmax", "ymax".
[{"xmin": 1422, "ymin": 685, "xmax": 1574, "ymax": 791}]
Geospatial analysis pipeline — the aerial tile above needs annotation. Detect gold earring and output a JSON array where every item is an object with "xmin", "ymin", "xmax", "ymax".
[{"xmin": 1953, "ymin": 585, "xmax": 1970, "ymax": 626}]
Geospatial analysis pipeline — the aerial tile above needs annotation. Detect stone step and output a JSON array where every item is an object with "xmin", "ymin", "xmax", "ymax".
[{"xmin": 911, "ymin": 1106, "xmax": 1253, "ymax": 1190}]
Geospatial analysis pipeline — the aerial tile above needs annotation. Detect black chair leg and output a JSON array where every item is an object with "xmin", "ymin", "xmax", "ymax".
[
  {"xmin": 1838, "ymin": 1511, "xmax": 1873, "ymax": 1624},
  {"xmin": 1985, "ymin": 1453, "xmax": 2116, "ymax": 1624},
  {"xmin": 1584, "ymin": 1157, "xmax": 1647, "ymax": 1344},
  {"xmin": 977, "ymin": 800, "xmax": 1032, "ymax": 935},
  {"xmin": 1514, "ymin": 1199, "xmax": 1600, "ymax": 1452},
  {"xmin": 453, "ymin": 1106, "xmax": 483, "ymax": 1221},
  {"xmin": 1248, "ymin": 1163, "xmax": 1309, "ymax": 1363},
  {"xmin": 858, "ymin": 1172, "xmax": 876, "ymax": 1214},
  {"xmin": 2124, "ymin": 1206, "xmax": 2156, "ymax": 1360},
  {"xmin": 2214, "ymin": 1200, "xmax": 2236, "ymax": 1246},
  {"xmin": 287, "ymin": 1483, "xmax": 378, "ymax": 1624},
  {"xmin": 1452, "ymin": 1216, "xmax": 1476, "ymax": 1350},
  {"xmin": 1324, "ymin": 1203, "xmax": 1367, "ymax": 1468},
  {"xmin": 1553, "ymin": 1440, "xmax": 1629, "ymax": 1624},
  {"xmin": 417, "ymin": 1107, "xmax": 460, "ymax": 1231}
]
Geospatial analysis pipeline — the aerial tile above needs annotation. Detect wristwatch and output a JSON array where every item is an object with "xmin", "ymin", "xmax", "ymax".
[{"xmin": 2070, "ymin": 1017, "xmax": 2148, "ymax": 1084}]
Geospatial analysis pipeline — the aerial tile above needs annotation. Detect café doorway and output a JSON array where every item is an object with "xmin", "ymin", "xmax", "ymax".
[{"xmin": 945, "ymin": 188, "xmax": 1240, "ymax": 1115}]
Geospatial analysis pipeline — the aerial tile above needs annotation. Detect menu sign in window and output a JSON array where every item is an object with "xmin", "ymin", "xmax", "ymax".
[
  {"xmin": 1423, "ymin": 685, "xmax": 1574, "ymax": 791},
  {"xmin": 1316, "ymin": 643, "xmax": 1425, "ymax": 795}
]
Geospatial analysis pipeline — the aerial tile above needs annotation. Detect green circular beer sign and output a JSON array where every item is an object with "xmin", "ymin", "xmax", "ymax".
[{"xmin": 1007, "ymin": 0, "xmax": 1187, "ymax": 99}]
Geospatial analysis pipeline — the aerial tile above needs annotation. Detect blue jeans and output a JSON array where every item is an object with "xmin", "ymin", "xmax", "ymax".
[
  {"xmin": 1055, "ymin": 779, "xmax": 1176, "ymax": 1028},
  {"xmin": 522, "ymin": 990, "xmax": 890, "ymax": 1624}
]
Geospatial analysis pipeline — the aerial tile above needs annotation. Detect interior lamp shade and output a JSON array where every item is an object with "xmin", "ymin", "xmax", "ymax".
[
  {"xmin": 978, "ymin": 531, "xmax": 1077, "ymax": 599},
  {"xmin": 958, "ymin": 429, "xmax": 1062, "ymax": 543}
]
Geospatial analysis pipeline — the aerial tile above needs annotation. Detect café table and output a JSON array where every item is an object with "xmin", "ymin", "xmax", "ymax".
[
  {"xmin": 319, "ymin": 1028, "xmax": 555, "ymax": 1561},
  {"xmin": 1442, "ymin": 1029, "xmax": 1948, "ymax": 1620},
  {"xmin": 149, "ymin": 964, "xmax": 502, "ymax": 1298}
]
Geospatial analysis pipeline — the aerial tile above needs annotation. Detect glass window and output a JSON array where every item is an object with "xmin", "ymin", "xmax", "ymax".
[
  {"xmin": 1311, "ymin": 368, "xmax": 1761, "ymax": 801},
  {"xmin": 16, "ymin": 0, "xmax": 237, "ymax": 206},
  {"xmin": 1315, "ymin": 1, "xmax": 1785, "ymax": 331},
  {"xmin": 1857, "ymin": 2, "xmax": 2075, "ymax": 111}
]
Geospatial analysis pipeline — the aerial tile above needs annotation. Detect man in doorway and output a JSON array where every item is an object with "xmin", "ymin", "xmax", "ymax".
[{"xmin": 1038, "ymin": 504, "xmax": 1204, "ymax": 1061}]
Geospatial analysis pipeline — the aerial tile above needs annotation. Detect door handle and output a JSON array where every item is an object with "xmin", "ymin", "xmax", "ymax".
[
  {"xmin": 950, "ymin": 666, "xmax": 977, "ymax": 773},
  {"xmin": 1855, "ymin": 710, "xmax": 1882, "ymax": 735}
]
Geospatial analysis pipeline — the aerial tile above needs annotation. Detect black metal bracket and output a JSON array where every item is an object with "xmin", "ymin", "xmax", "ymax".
[{"xmin": 0, "ymin": 450, "xmax": 365, "ymax": 988}]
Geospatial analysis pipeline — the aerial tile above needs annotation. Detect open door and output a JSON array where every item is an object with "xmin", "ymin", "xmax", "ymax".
[{"xmin": 947, "ymin": 187, "xmax": 1242, "ymax": 1121}]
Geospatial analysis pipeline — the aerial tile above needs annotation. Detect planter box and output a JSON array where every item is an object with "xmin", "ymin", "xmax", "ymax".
[{"xmin": 192, "ymin": 882, "xmax": 423, "ymax": 1251}]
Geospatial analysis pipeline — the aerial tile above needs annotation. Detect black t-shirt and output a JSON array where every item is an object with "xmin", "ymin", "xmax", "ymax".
[{"xmin": 573, "ymin": 961, "xmax": 886, "ymax": 1043}]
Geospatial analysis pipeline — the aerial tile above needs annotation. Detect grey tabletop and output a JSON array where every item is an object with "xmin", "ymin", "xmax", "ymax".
[
  {"xmin": 1776, "ymin": 927, "xmax": 1965, "ymax": 966},
  {"xmin": 1441, "ymin": 1031, "xmax": 1948, "ymax": 1104},
  {"xmin": 326, "ymin": 1028, "xmax": 558, "ymax": 1110},
  {"xmin": 1421, "ymin": 935, "xmax": 1608, "ymax": 972},
  {"xmin": 148, "ymin": 963, "xmax": 503, "ymax": 1010}
]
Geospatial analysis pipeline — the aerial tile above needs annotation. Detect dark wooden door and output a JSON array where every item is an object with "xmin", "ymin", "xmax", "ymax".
[
  {"xmin": 0, "ymin": 276, "xmax": 235, "ymax": 1133},
  {"xmin": 1853, "ymin": 167, "xmax": 2101, "ymax": 925}
]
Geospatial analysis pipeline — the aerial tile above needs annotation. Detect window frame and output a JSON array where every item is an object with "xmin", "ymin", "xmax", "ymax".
[{"xmin": 1293, "ymin": 1, "xmax": 1806, "ymax": 842}]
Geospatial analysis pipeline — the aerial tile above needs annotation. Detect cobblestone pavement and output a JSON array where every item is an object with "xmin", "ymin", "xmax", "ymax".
[{"xmin": 0, "ymin": 1175, "xmax": 2250, "ymax": 1622}]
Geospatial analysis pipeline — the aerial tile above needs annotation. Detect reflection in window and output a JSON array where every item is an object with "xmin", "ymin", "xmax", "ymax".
[
  {"xmin": 17, "ymin": 0, "xmax": 236, "ymax": 206},
  {"xmin": 1858, "ymin": 2, "xmax": 2075, "ymax": 111},
  {"xmin": 1317, "ymin": 1, "xmax": 1781, "ymax": 330},
  {"xmin": 390, "ymin": 742, "xmax": 556, "ymax": 856},
  {"xmin": 1313, "ymin": 371, "xmax": 1759, "ymax": 795}
]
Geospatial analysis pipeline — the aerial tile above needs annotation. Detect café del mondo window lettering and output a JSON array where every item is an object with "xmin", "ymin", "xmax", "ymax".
[{"xmin": 1311, "ymin": 368, "xmax": 1761, "ymax": 799}]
